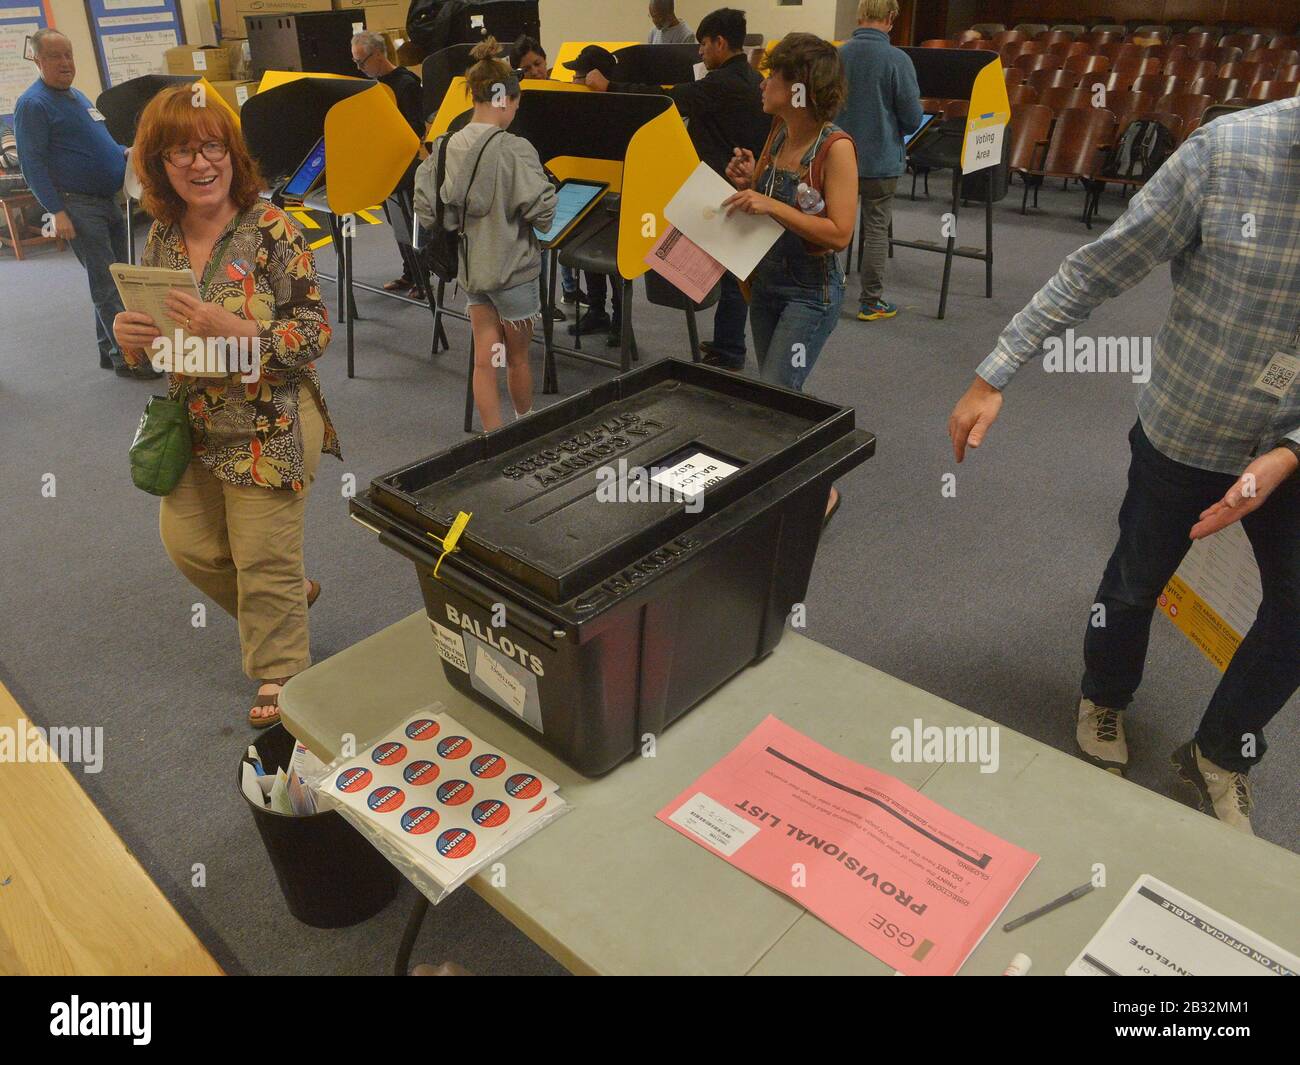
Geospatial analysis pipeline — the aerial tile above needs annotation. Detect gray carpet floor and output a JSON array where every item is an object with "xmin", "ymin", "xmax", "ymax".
[{"xmin": 1, "ymin": 178, "xmax": 1295, "ymax": 976}]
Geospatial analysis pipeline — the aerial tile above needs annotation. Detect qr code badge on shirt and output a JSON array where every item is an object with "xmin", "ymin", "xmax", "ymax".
[{"xmin": 1255, "ymin": 352, "xmax": 1299, "ymax": 398}]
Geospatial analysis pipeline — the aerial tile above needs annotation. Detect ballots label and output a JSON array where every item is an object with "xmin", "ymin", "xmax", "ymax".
[
  {"xmin": 430, "ymin": 619, "xmax": 470, "ymax": 673},
  {"xmin": 650, "ymin": 452, "xmax": 739, "ymax": 499}
]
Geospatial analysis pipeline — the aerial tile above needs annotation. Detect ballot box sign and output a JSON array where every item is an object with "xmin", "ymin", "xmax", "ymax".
[
  {"xmin": 961, "ymin": 115, "xmax": 1005, "ymax": 173},
  {"xmin": 1159, "ymin": 522, "xmax": 1261, "ymax": 672},
  {"xmin": 651, "ymin": 451, "xmax": 740, "ymax": 499}
]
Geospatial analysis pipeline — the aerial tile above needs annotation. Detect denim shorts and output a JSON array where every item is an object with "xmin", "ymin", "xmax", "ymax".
[{"xmin": 465, "ymin": 277, "xmax": 540, "ymax": 324}]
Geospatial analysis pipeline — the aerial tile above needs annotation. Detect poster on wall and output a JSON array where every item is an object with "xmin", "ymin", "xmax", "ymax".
[
  {"xmin": 0, "ymin": 1, "xmax": 51, "ymax": 123},
  {"xmin": 83, "ymin": 0, "xmax": 184, "ymax": 88}
]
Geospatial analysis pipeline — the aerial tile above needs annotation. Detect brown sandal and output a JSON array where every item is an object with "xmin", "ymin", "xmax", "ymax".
[
  {"xmin": 249, "ymin": 678, "xmax": 289, "ymax": 729},
  {"xmin": 307, "ymin": 579, "xmax": 321, "ymax": 608}
]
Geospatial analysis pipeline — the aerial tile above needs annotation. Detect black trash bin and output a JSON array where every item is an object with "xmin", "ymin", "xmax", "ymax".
[
  {"xmin": 351, "ymin": 358, "xmax": 875, "ymax": 776},
  {"xmin": 239, "ymin": 724, "xmax": 403, "ymax": 928}
]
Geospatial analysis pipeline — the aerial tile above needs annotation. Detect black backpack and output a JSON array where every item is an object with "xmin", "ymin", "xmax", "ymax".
[
  {"xmin": 1100, "ymin": 119, "xmax": 1175, "ymax": 182},
  {"xmin": 422, "ymin": 127, "xmax": 503, "ymax": 283}
]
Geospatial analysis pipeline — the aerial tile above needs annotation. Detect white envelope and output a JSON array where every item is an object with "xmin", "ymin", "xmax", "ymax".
[{"xmin": 664, "ymin": 161, "xmax": 784, "ymax": 281}]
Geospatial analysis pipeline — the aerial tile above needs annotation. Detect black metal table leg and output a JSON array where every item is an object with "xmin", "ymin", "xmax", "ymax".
[{"xmin": 393, "ymin": 893, "xmax": 430, "ymax": 976}]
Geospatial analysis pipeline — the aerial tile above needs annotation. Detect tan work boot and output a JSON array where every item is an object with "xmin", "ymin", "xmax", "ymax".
[
  {"xmin": 1076, "ymin": 697, "xmax": 1128, "ymax": 775},
  {"xmin": 1172, "ymin": 741, "xmax": 1254, "ymax": 835}
]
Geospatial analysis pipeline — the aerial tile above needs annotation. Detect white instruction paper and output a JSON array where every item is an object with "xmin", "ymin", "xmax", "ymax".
[
  {"xmin": 110, "ymin": 263, "xmax": 225, "ymax": 376},
  {"xmin": 664, "ymin": 161, "xmax": 783, "ymax": 280},
  {"xmin": 1068, "ymin": 875, "xmax": 1299, "ymax": 976}
]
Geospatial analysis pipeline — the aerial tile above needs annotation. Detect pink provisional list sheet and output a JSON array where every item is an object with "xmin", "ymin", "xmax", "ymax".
[{"xmin": 657, "ymin": 716, "xmax": 1039, "ymax": 975}]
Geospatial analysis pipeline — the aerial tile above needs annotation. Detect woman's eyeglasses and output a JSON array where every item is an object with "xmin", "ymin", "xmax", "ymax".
[{"xmin": 162, "ymin": 141, "xmax": 229, "ymax": 167}]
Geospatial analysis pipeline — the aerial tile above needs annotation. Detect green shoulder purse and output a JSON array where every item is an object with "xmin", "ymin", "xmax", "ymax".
[{"xmin": 129, "ymin": 393, "xmax": 192, "ymax": 496}]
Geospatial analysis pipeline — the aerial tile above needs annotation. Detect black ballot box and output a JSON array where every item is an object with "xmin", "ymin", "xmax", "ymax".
[
  {"xmin": 245, "ymin": 11, "xmax": 363, "ymax": 78},
  {"xmin": 352, "ymin": 359, "xmax": 874, "ymax": 776}
]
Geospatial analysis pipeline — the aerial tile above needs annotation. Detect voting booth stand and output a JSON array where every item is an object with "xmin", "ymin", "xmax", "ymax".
[
  {"xmin": 427, "ymin": 73, "xmax": 702, "ymax": 432},
  {"xmin": 96, "ymin": 74, "xmax": 242, "ymax": 264},
  {"xmin": 242, "ymin": 74, "xmax": 422, "ymax": 377},
  {"xmin": 889, "ymin": 50, "xmax": 1010, "ymax": 319}
]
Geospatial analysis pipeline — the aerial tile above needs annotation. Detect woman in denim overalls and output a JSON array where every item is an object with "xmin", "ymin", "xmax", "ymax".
[{"xmin": 724, "ymin": 33, "xmax": 859, "ymax": 518}]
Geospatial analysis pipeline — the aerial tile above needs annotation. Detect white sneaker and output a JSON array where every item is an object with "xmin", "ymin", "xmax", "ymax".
[
  {"xmin": 1076, "ymin": 697, "xmax": 1128, "ymax": 775},
  {"xmin": 1172, "ymin": 740, "xmax": 1254, "ymax": 835}
]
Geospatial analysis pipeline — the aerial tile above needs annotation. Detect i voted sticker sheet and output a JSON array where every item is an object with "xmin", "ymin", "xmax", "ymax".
[{"xmin": 320, "ymin": 707, "xmax": 564, "ymax": 886}]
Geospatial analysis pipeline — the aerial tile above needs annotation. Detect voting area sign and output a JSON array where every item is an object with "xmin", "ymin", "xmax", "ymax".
[
  {"xmin": 84, "ymin": 0, "xmax": 184, "ymax": 89},
  {"xmin": 959, "ymin": 57, "xmax": 1009, "ymax": 174}
]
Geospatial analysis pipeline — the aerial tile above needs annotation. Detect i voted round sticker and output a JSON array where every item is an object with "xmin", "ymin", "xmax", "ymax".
[
  {"xmin": 505, "ymin": 773, "xmax": 542, "ymax": 800},
  {"xmin": 470, "ymin": 753, "xmax": 506, "ymax": 778},
  {"xmin": 372, "ymin": 741, "xmax": 407, "ymax": 765},
  {"xmin": 401, "ymin": 806, "xmax": 440, "ymax": 834},
  {"xmin": 437, "ymin": 735, "xmax": 471, "ymax": 759},
  {"xmin": 472, "ymin": 799, "xmax": 510, "ymax": 828},
  {"xmin": 406, "ymin": 718, "xmax": 440, "ymax": 741},
  {"xmin": 436, "ymin": 779, "xmax": 473, "ymax": 806},
  {"xmin": 367, "ymin": 786, "xmax": 404, "ymax": 813},
  {"xmin": 435, "ymin": 828, "xmax": 476, "ymax": 859},
  {"xmin": 403, "ymin": 759, "xmax": 439, "ymax": 786},
  {"xmin": 335, "ymin": 767, "xmax": 372, "ymax": 793}
]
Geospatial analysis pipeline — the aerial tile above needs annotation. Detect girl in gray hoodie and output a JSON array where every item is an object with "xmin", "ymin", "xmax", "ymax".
[{"xmin": 415, "ymin": 38, "xmax": 556, "ymax": 430}]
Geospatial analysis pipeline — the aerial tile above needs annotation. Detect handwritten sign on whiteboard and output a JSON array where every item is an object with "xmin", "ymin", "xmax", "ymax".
[
  {"xmin": 83, "ymin": 0, "xmax": 183, "ymax": 88},
  {"xmin": 0, "ymin": 1, "xmax": 48, "ymax": 122}
]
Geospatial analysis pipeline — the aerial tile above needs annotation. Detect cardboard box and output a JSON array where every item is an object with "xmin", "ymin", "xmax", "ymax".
[
  {"xmin": 209, "ymin": 79, "xmax": 259, "ymax": 110},
  {"xmin": 218, "ymin": 0, "xmax": 332, "ymax": 40},
  {"xmin": 333, "ymin": 0, "xmax": 408, "ymax": 34},
  {"xmin": 165, "ymin": 44, "xmax": 235, "ymax": 79}
]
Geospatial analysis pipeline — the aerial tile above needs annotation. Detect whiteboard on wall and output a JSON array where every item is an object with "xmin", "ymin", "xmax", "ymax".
[
  {"xmin": 0, "ymin": 3, "xmax": 47, "ymax": 123},
  {"xmin": 84, "ymin": 0, "xmax": 183, "ymax": 88}
]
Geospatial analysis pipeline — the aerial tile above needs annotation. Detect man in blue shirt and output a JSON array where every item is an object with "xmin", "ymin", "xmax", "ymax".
[
  {"xmin": 836, "ymin": 0, "xmax": 922, "ymax": 322},
  {"xmin": 14, "ymin": 29, "xmax": 156, "ymax": 378}
]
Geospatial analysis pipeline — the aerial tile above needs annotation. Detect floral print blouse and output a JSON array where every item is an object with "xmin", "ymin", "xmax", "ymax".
[{"xmin": 134, "ymin": 203, "xmax": 341, "ymax": 491}]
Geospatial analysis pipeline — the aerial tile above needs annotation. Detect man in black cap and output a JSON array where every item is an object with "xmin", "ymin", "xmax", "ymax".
[{"xmin": 583, "ymin": 9, "xmax": 768, "ymax": 370}]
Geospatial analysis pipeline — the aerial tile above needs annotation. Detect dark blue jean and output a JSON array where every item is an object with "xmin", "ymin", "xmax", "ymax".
[
  {"xmin": 62, "ymin": 192, "xmax": 128, "ymax": 368},
  {"xmin": 1082, "ymin": 421, "xmax": 1300, "ymax": 770},
  {"xmin": 748, "ymin": 251, "xmax": 845, "ymax": 392},
  {"xmin": 707, "ymin": 272, "xmax": 749, "ymax": 366}
]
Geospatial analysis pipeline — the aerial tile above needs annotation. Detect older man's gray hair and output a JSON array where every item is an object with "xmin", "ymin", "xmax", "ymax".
[
  {"xmin": 30, "ymin": 27, "xmax": 69, "ymax": 57},
  {"xmin": 351, "ymin": 31, "xmax": 387, "ymax": 58}
]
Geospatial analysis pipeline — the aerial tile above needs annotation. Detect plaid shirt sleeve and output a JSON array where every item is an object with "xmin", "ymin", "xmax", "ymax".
[{"xmin": 976, "ymin": 132, "xmax": 1211, "ymax": 390}]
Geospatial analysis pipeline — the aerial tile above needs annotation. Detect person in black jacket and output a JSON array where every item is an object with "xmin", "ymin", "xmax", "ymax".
[
  {"xmin": 352, "ymin": 31, "xmax": 428, "ymax": 296},
  {"xmin": 584, "ymin": 8, "xmax": 768, "ymax": 370}
]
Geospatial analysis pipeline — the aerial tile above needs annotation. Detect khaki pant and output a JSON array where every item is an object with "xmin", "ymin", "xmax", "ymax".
[{"xmin": 159, "ymin": 385, "xmax": 326, "ymax": 680}]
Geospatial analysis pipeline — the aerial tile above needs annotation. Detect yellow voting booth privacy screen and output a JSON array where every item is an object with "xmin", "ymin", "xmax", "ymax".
[
  {"xmin": 960, "ymin": 58, "xmax": 1010, "ymax": 174},
  {"xmin": 323, "ymin": 83, "xmax": 421, "ymax": 216}
]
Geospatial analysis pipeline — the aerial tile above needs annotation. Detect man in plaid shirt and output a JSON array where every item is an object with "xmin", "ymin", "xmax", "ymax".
[{"xmin": 948, "ymin": 99, "xmax": 1300, "ymax": 835}]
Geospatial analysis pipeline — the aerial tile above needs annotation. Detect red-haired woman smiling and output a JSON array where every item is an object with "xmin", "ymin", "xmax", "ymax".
[{"xmin": 112, "ymin": 85, "xmax": 339, "ymax": 729}]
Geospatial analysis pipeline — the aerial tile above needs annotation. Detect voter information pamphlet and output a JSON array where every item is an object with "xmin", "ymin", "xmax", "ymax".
[
  {"xmin": 109, "ymin": 263, "xmax": 224, "ymax": 376},
  {"xmin": 1068, "ymin": 875, "xmax": 1299, "ymax": 976},
  {"xmin": 657, "ymin": 716, "xmax": 1039, "ymax": 975},
  {"xmin": 313, "ymin": 706, "xmax": 566, "ymax": 898}
]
